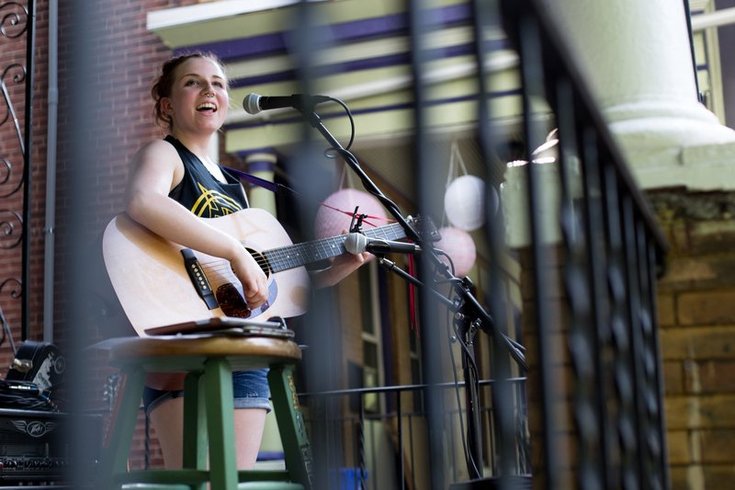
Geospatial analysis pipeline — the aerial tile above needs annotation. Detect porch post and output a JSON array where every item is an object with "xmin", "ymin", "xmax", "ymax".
[{"xmin": 536, "ymin": 0, "xmax": 735, "ymax": 189}]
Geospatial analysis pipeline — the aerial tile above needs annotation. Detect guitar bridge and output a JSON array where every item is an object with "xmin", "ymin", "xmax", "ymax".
[{"xmin": 181, "ymin": 248, "xmax": 218, "ymax": 310}]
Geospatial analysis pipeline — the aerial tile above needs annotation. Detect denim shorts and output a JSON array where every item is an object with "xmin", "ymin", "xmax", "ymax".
[{"xmin": 143, "ymin": 368, "xmax": 271, "ymax": 413}]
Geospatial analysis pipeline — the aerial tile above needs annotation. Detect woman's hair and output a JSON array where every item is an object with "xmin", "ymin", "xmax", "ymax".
[{"xmin": 151, "ymin": 52, "xmax": 228, "ymax": 131}]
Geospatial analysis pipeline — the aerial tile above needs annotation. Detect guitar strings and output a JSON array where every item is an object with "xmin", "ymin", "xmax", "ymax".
[{"xmin": 194, "ymin": 221, "xmax": 407, "ymax": 279}]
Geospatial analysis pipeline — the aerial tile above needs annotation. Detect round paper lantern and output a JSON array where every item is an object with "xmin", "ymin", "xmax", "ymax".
[
  {"xmin": 434, "ymin": 226, "xmax": 476, "ymax": 276},
  {"xmin": 314, "ymin": 188, "xmax": 388, "ymax": 239},
  {"xmin": 444, "ymin": 175, "xmax": 485, "ymax": 231}
]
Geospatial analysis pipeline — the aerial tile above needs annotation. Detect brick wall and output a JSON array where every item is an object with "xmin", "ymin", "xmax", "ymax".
[
  {"xmin": 652, "ymin": 190, "xmax": 735, "ymax": 490},
  {"xmin": 0, "ymin": 0, "xmax": 211, "ymax": 471},
  {"xmin": 0, "ymin": 0, "xmax": 50, "ymax": 369}
]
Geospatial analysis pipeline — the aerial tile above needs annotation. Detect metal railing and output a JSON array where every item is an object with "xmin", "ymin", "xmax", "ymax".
[
  {"xmin": 286, "ymin": 0, "xmax": 670, "ymax": 488},
  {"xmin": 499, "ymin": 1, "xmax": 670, "ymax": 489},
  {"xmin": 300, "ymin": 378, "xmax": 531, "ymax": 490},
  {"xmin": 0, "ymin": 0, "xmax": 34, "ymax": 343}
]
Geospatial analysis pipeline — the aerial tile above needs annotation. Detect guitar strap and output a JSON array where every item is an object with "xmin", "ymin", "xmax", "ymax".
[
  {"xmin": 224, "ymin": 166, "xmax": 295, "ymax": 196},
  {"xmin": 225, "ymin": 166, "xmax": 389, "ymax": 226}
]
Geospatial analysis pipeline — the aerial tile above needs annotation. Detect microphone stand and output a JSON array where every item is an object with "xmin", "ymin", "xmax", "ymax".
[{"xmin": 296, "ymin": 104, "xmax": 527, "ymax": 478}]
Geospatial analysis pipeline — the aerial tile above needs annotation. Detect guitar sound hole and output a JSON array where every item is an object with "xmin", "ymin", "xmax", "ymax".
[{"xmin": 216, "ymin": 283, "xmax": 251, "ymax": 318}]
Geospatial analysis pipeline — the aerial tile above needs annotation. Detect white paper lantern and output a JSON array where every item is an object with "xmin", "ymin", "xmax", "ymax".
[
  {"xmin": 314, "ymin": 188, "xmax": 388, "ymax": 239},
  {"xmin": 444, "ymin": 175, "xmax": 486, "ymax": 231},
  {"xmin": 434, "ymin": 226, "xmax": 476, "ymax": 276}
]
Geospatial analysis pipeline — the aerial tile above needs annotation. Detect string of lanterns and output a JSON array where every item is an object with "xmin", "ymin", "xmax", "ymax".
[{"xmin": 313, "ymin": 142, "xmax": 486, "ymax": 277}]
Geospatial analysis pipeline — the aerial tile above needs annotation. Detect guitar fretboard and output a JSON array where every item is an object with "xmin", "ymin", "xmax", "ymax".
[{"xmin": 263, "ymin": 222, "xmax": 408, "ymax": 273}]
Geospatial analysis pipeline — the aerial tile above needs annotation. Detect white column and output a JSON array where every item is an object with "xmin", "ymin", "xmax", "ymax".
[
  {"xmin": 245, "ymin": 152, "xmax": 278, "ymax": 216},
  {"xmin": 537, "ymin": 0, "xmax": 735, "ymax": 190}
]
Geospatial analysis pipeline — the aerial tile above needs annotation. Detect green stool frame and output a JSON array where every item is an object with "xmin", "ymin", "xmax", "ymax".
[{"xmin": 95, "ymin": 335, "xmax": 312, "ymax": 490}]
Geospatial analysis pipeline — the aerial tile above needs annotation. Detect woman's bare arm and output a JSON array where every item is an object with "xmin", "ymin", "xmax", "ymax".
[{"xmin": 125, "ymin": 140, "xmax": 268, "ymax": 307}]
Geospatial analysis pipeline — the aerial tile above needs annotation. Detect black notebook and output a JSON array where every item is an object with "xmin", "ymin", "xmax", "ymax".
[{"xmin": 145, "ymin": 316, "xmax": 295, "ymax": 339}]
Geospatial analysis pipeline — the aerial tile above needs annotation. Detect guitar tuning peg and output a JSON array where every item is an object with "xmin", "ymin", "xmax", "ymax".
[{"xmin": 348, "ymin": 206, "xmax": 368, "ymax": 233}]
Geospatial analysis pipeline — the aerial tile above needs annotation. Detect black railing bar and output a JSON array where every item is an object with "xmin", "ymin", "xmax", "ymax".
[
  {"xmin": 552, "ymin": 77, "xmax": 585, "ymax": 490},
  {"xmin": 603, "ymin": 163, "xmax": 638, "ymax": 487},
  {"xmin": 555, "ymin": 79, "xmax": 584, "ymax": 246},
  {"xmin": 409, "ymin": 1, "xmax": 448, "ymax": 487},
  {"xmin": 622, "ymin": 195, "xmax": 647, "ymax": 488},
  {"xmin": 516, "ymin": 10, "xmax": 563, "ymax": 490},
  {"xmin": 307, "ymin": 404, "xmax": 514, "ymax": 426},
  {"xmin": 480, "ymin": 402, "xmax": 491, "ymax": 469},
  {"xmin": 366, "ymin": 418, "xmax": 375, "ymax": 490},
  {"xmin": 580, "ymin": 128, "xmax": 615, "ymax": 489},
  {"xmin": 500, "ymin": 0, "xmax": 667, "ymax": 257},
  {"xmin": 306, "ymin": 408, "xmax": 522, "ymax": 442},
  {"xmin": 298, "ymin": 378, "xmax": 526, "ymax": 398},
  {"xmin": 472, "ymin": 0, "xmax": 527, "ymax": 480},
  {"xmin": 468, "ymin": 0, "xmax": 523, "ymax": 470},
  {"xmin": 682, "ymin": 0, "xmax": 703, "ymax": 102},
  {"xmin": 358, "ymin": 397, "xmax": 367, "ymax": 490},
  {"xmin": 396, "ymin": 392, "xmax": 405, "ymax": 490},
  {"xmin": 20, "ymin": 0, "xmax": 36, "ymax": 340},
  {"xmin": 646, "ymin": 237, "xmax": 672, "ymax": 490},
  {"xmin": 636, "ymin": 220, "xmax": 666, "ymax": 490},
  {"xmin": 455, "ymin": 411, "xmax": 465, "ymax": 480},
  {"xmin": 409, "ymin": 413, "xmax": 417, "ymax": 490}
]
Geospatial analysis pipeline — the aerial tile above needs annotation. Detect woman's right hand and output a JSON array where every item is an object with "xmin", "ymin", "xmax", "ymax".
[{"xmin": 229, "ymin": 247, "xmax": 269, "ymax": 308}]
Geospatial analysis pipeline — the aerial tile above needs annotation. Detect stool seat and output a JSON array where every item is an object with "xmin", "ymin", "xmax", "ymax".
[
  {"xmin": 95, "ymin": 333, "xmax": 311, "ymax": 490},
  {"xmin": 97, "ymin": 335, "xmax": 302, "ymax": 371}
]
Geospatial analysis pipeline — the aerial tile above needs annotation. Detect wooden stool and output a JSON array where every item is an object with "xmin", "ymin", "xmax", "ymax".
[{"xmin": 94, "ymin": 335, "xmax": 312, "ymax": 490}]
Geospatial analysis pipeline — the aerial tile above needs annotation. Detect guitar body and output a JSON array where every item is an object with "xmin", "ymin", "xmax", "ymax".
[{"xmin": 102, "ymin": 209, "xmax": 310, "ymax": 337}]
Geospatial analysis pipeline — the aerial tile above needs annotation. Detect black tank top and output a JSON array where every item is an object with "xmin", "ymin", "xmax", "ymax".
[{"xmin": 165, "ymin": 135, "xmax": 248, "ymax": 217}]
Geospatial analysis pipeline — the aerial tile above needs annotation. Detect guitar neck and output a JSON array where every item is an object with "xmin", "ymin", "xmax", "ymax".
[{"xmin": 263, "ymin": 222, "xmax": 408, "ymax": 273}]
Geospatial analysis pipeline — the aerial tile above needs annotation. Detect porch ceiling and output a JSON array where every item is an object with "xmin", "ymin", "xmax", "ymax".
[{"xmin": 146, "ymin": 0, "xmax": 539, "ymax": 199}]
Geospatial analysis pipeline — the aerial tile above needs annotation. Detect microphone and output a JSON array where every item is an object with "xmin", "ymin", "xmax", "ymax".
[
  {"xmin": 243, "ymin": 93, "xmax": 331, "ymax": 115},
  {"xmin": 344, "ymin": 233, "xmax": 421, "ymax": 255}
]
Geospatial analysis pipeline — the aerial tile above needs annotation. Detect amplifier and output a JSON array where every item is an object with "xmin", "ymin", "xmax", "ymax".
[
  {"xmin": 0, "ymin": 408, "xmax": 66, "ymax": 483},
  {"xmin": 5, "ymin": 341, "xmax": 65, "ymax": 393}
]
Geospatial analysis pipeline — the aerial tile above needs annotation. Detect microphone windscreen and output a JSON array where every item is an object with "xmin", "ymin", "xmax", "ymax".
[{"xmin": 243, "ymin": 93, "xmax": 262, "ymax": 114}]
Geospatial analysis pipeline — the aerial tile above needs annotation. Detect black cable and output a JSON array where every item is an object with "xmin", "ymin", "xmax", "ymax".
[
  {"xmin": 0, "ymin": 380, "xmax": 59, "ymax": 411},
  {"xmin": 445, "ymin": 301, "xmax": 483, "ymax": 478},
  {"xmin": 322, "ymin": 96, "xmax": 356, "ymax": 159}
]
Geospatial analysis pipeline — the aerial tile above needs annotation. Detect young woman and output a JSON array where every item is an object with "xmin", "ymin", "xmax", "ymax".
[{"xmin": 126, "ymin": 52, "xmax": 367, "ymax": 468}]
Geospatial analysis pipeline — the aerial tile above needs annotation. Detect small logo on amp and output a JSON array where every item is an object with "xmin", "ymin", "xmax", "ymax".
[{"xmin": 11, "ymin": 420, "xmax": 57, "ymax": 438}]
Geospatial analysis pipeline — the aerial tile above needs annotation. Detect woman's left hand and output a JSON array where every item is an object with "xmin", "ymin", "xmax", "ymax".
[{"xmin": 312, "ymin": 250, "xmax": 373, "ymax": 288}]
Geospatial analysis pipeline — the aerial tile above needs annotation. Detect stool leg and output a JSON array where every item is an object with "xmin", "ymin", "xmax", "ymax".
[
  {"xmin": 182, "ymin": 371, "xmax": 207, "ymax": 490},
  {"xmin": 98, "ymin": 366, "xmax": 146, "ymax": 488},
  {"xmin": 268, "ymin": 364, "xmax": 312, "ymax": 489},
  {"xmin": 203, "ymin": 357, "xmax": 238, "ymax": 490}
]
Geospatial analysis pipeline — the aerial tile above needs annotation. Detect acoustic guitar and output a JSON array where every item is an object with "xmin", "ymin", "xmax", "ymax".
[{"xmin": 102, "ymin": 208, "xmax": 413, "ymax": 336}]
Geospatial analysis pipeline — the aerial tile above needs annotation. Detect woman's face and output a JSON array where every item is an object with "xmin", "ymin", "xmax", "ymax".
[{"xmin": 164, "ymin": 57, "xmax": 229, "ymax": 135}]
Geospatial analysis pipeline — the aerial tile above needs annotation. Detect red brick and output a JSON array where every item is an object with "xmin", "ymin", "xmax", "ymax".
[
  {"xmin": 666, "ymin": 430, "xmax": 690, "ymax": 465},
  {"xmin": 665, "ymin": 394, "xmax": 735, "ymax": 430},
  {"xmin": 678, "ymin": 290, "xmax": 735, "ymax": 325},
  {"xmin": 698, "ymin": 429, "xmax": 735, "ymax": 464},
  {"xmin": 657, "ymin": 293, "xmax": 676, "ymax": 326},
  {"xmin": 663, "ymin": 361, "xmax": 684, "ymax": 395},
  {"xmin": 683, "ymin": 360, "xmax": 735, "ymax": 394},
  {"xmin": 661, "ymin": 326, "xmax": 735, "ymax": 360}
]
